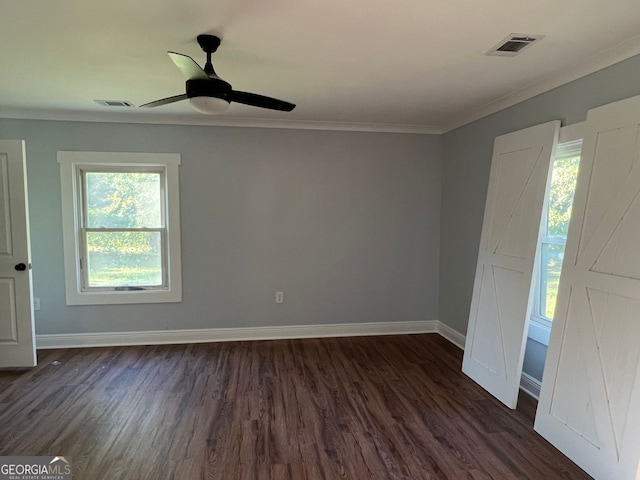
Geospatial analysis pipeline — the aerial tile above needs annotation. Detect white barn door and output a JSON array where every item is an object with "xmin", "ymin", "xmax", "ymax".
[
  {"xmin": 0, "ymin": 140, "xmax": 36, "ymax": 368},
  {"xmin": 462, "ymin": 121, "xmax": 560, "ymax": 408},
  {"xmin": 536, "ymin": 96, "xmax": 640, "ymax": 480}
]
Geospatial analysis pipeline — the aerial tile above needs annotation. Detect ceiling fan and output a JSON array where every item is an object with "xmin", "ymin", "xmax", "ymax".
[{"xmin": 141, "ymin": 34, "xmax": 296, "ymax": 114}]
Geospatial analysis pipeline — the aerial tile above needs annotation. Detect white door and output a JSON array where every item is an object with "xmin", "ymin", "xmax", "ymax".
[
  {"xmin": 462, "ymin": 121, "xmax": 560, "ymax": 408},
  {"xmin": 536, "ymin": 96, "xmax": 640, "ymax": 480},
  {"xmin": 0, "ymin": 140, "xmax": 36, "ymax": 368}
]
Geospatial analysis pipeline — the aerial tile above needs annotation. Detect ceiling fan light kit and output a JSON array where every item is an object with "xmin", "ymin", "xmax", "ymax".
[
  {"xmin": 141, "ymin": 34, "xmax": 295, "ymax": 114},
  {"xmin": 186, "ymin": 78, "xmax": 231, "ymax": 114},
  {"xmin": 189, "ymin": 96, "xmax": 230, "ymax": 114}
]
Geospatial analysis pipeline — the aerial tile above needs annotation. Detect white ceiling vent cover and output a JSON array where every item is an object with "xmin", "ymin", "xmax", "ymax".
[
  {"xmin": 486, "ymin": 34, "xmax": 544, "ymax": 57},
  {"xmin": 94, "ymin": 100, "xmax": 135, "ymax": 107}
]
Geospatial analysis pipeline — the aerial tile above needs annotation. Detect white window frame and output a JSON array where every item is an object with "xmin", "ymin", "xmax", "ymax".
[
  {"xmin": 58, "ymin": 151, "xmax": 182, "ymax": 305},
  {"xmin": 528, "ymin": 123, "xmax": 583, "ymax": 345}
]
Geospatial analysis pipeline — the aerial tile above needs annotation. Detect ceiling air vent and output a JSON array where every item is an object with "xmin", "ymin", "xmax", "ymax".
[
  {"xmin": 486, "ymin": 34, "xmax": 544, "ymax": 57},
  {"xmin": 94, "ymin": 100, "xmax": 135, "ymax": 107}
]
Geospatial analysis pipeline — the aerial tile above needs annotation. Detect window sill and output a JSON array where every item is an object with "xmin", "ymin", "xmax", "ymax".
[
  {"xmin": 528, "ymin": 319, "xmax": 551, "ymax": 346},
  {"xmin": 65, "ymin": 288, "xmax": 181, "ymax": 306}
]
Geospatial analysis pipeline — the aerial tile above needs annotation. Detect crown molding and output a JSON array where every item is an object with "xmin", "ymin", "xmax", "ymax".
[
  {"xmin": 441, "ymin": 34, "xmax": 640, "ymax": 133},
  {"xmin": 0, "ymin": 108, "xmax": 441, "ymax": 135}
]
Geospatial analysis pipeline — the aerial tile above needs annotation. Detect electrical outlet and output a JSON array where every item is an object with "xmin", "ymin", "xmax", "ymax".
[
  {"xmin": 33, "ymin": 297, "xmax": 40, "ymax": 311},
  {"xmin": 275, "ymin": 291, "xmax": 284, "ymax": 304}
]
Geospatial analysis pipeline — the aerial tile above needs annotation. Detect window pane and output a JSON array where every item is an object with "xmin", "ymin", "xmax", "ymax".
[
  {"xmin": 86, "ymin": 172, "xmax": 162, "ymax": 228},
  {"xmin": 547, "ymin": 155, "xmax": 580, "ymax": 237},
  {"xmin": 86, "ymin": 231, "xmax": 162, "ymax": 287},
  {"xmin": 539, "ymin": 243, "xmax": 565, "ymax": 319}
]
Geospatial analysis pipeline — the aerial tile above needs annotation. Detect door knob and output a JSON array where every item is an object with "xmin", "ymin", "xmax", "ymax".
[{"xmin": 15, "ymin": 263, "xmax": 26, "ymax": 271}]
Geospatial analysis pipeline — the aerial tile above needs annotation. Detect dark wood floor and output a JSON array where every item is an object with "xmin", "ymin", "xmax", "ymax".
[{"xmin": 0, "ymin": 334, "xmax": 592, "ymax": 480}]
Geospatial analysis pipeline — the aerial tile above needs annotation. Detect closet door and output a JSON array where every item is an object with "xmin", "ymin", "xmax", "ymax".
[
  {"xmin": 0, "ymin": 140, "xmax": 36, "ymax": 368},
  {"xmin": 462, "ymin": 121, "xmax": 559, "ymax": 408},
  {"xmin": 536, "ymin": 96, "xmax": 640, "ymax": 480}
]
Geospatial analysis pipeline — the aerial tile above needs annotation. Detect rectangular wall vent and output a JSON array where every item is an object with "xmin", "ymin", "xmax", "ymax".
[
  {"xmin": 94, "ymin": 100, "xmax": 135, "ymax": 107},
  {"xmin": 486, "ymin": 34, "xmax": 544, "ymax": 57}
]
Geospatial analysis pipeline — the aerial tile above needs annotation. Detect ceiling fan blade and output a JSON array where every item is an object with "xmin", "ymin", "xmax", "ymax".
[
  {"xmin": 168, "ymin": 52, "xmax": 209, "ymax": 80},
  {"xmin": 140, "ymin": 94, "xmax": 188, "ymax": 108},
  {"xmin": 230, "ymin": 91, "xmax": 296, "ymax": 111}
]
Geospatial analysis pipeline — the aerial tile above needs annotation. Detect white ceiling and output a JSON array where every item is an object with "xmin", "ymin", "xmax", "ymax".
[{"xmin": 2, "ymin": 0, "xmax": 640, "ymax": 133}]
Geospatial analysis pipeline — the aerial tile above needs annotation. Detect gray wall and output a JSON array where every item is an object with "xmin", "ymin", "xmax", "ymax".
[
  {"xmin": 5, "ymin": 52, "xmax": 640, "ymax": 376},
  {"xmin": 440, "ymin": 53, "xmax": 640, "ymax": 380},
  {"xmin": 522, "ymin": 337, "xmax": 547, "ymax": 381},
  {"xmin": 440, "ymin": 53, "xmax": 640, "ymax": 336},
  {"xmin": 0, "ymin": 120, "xmax": 441, "ymax": 334}
]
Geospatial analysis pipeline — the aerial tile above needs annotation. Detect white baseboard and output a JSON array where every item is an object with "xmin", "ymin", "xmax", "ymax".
[
  {"xmin": 436, "ymin": 322, "xmax": 466, "ymax": 350},
  {"xmin": 520, "ymin": 372, "xmax": 542, "ymax": 400},
  {"xmin": 36, "ymin": 320, "xmax": 439, "ymax": 349}
]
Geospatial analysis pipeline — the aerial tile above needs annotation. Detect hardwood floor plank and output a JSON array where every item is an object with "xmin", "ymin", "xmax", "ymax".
[{"xmin": 0, "ymin": 334, "xmax": 592, "ymax": 479}]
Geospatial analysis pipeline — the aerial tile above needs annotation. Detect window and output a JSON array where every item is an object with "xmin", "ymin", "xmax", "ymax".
[
  {"xmin": 58, "ymin": 152, "xmax": 182, "ymax": 305},
  {"xmin": 530, "ymin": 139, "xmax": 581, "ymax": 341}
]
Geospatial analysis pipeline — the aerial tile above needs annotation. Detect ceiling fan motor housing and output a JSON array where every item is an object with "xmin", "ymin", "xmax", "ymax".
[
  {"xmin": 140, "ymin": 34, "xmax": 295, "ymax": 112},
  {"xmin": 186, "ymin": 78, "xmax": 232, "ymax": 102}
]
